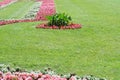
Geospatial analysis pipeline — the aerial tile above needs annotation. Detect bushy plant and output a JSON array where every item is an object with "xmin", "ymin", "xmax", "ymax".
[{"xmin": 47, "ymin": 13, "xmax": 72, "ymax": 29}]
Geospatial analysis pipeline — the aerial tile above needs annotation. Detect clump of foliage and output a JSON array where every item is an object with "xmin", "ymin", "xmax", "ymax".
[{"xmin": 47, "ymin": 13, "xmax": 72, "ymax": 28}]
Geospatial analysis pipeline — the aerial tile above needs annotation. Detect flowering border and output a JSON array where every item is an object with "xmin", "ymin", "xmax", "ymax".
[
  {"xmin": 0, "ymin": 0, "xmax": 56, "ymax": 26},
  {"xmin": 0, "ymin": 19, "xmax": 40, "ymax": 26},
  {"xmin": 36, "ymin": 0, "xmax": 56, "ymax": 20},
  {"xmin": 0, "ymin": 64, "xmax": 107, "ymax": 80},
  {"xmin": 0, "ymin": 71, "xmax": 106, "ymax": 80},
  {"xmin": 36, "ymin": 23, "xmax": 82, "ymax": 29}
]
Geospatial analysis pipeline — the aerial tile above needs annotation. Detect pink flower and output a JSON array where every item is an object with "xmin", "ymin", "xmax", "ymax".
[
  {"xmin": 69, "ymin": 76, "xmax": 77, "ymax": 80},
  {"xmin": 25, "ymin": 76, "xmax": 33, "ymax": 80}
]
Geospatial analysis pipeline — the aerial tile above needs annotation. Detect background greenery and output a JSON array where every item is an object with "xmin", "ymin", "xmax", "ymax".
[{"xmin": 0, "ymin": 0, "xmax": 120, "ymax": 80}]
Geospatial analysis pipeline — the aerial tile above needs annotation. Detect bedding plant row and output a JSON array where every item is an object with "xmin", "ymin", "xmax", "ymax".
[
  {"xmin": 0, "ymin": 0, "xmax": 56, "ymax": 26},
  {"xmin": 0, "ymin": 64, "xmax": 107, "ymax": 80},
  {"xmin": 36, "ymin": 0, "xmax": 56, "ymax": 20}
]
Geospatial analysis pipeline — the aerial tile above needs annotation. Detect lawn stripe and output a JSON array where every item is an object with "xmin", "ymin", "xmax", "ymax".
[
  {"xmin": 0, "ymin": 1, "xmax": 35, "ymax": 19},
  {"xmin": 9, "ymin": 1, "xmax": 35, "ymax": 19}
]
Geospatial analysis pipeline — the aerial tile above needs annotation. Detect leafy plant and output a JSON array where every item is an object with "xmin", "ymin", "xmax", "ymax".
[{"xmin": 47, "ymin": 13, "xmax": 72, "ymax": 29}]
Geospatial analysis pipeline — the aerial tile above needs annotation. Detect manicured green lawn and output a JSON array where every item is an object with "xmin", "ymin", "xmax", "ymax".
[
  {"xmin": 0, "ymin": 0, "xmax": 120, "ymax": 80},
  {"xmin": 0, "ymin": 0, "xmax": 35, "ymax": 19}
]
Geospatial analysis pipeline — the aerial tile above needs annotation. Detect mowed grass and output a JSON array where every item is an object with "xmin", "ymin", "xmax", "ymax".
[
  {"xmin": 0, "ymin": 0, "xmax": 35, "ymax": 19},
  {"xmin": 0, "ymin": 0, "xmax": 120, "ymax": 80}
]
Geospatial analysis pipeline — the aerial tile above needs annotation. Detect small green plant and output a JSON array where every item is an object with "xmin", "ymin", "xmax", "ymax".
[{"xmin": 47, "ymin": 13, "xmax": 72, "ymax": 29}]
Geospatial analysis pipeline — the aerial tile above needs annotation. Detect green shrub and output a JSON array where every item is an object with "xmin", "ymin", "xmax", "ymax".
[{"xmin": 47, "ymin": 13, "xmax": 72, "ymax": 28}]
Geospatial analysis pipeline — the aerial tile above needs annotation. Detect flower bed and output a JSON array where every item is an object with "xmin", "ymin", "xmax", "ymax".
[
  {"xmin": 36, "ymin": 23, "xmax": 82, "ymax": 29},
  {"xmin": 0, "ymin": 0, "xmax": 56, "ymax": 26},
  {"xmin": 0, "ymin": 71, "xmax": 107, "ymax": 80},
  {"xmin": 36, "ymin": 0, "xmax": 56, "ymax": 20},
  {"xmin": 0, "ymin": 64, "xmax": 107, "ymax": 80},
  {"xmin": 0, "ymin": 19, "xmax": 40, "ymax": 26},
  {"xmin": 0, "ymin": 0, "xmax": 42, "ymax": 26}
]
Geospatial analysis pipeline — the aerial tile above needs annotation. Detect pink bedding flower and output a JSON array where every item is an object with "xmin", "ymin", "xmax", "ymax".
[{"xmin": 36, "ymin": 0, "xmax": 56, "ymax": 20}]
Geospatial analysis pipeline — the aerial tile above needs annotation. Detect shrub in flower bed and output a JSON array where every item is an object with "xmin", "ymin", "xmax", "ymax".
[
  {"xmin": 36, "ymin": 13, "xmax": 82, "ymax": 29},
  {"xmin": 0, "ymin": 64, "xmax": 107, "ymax": 80}
]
